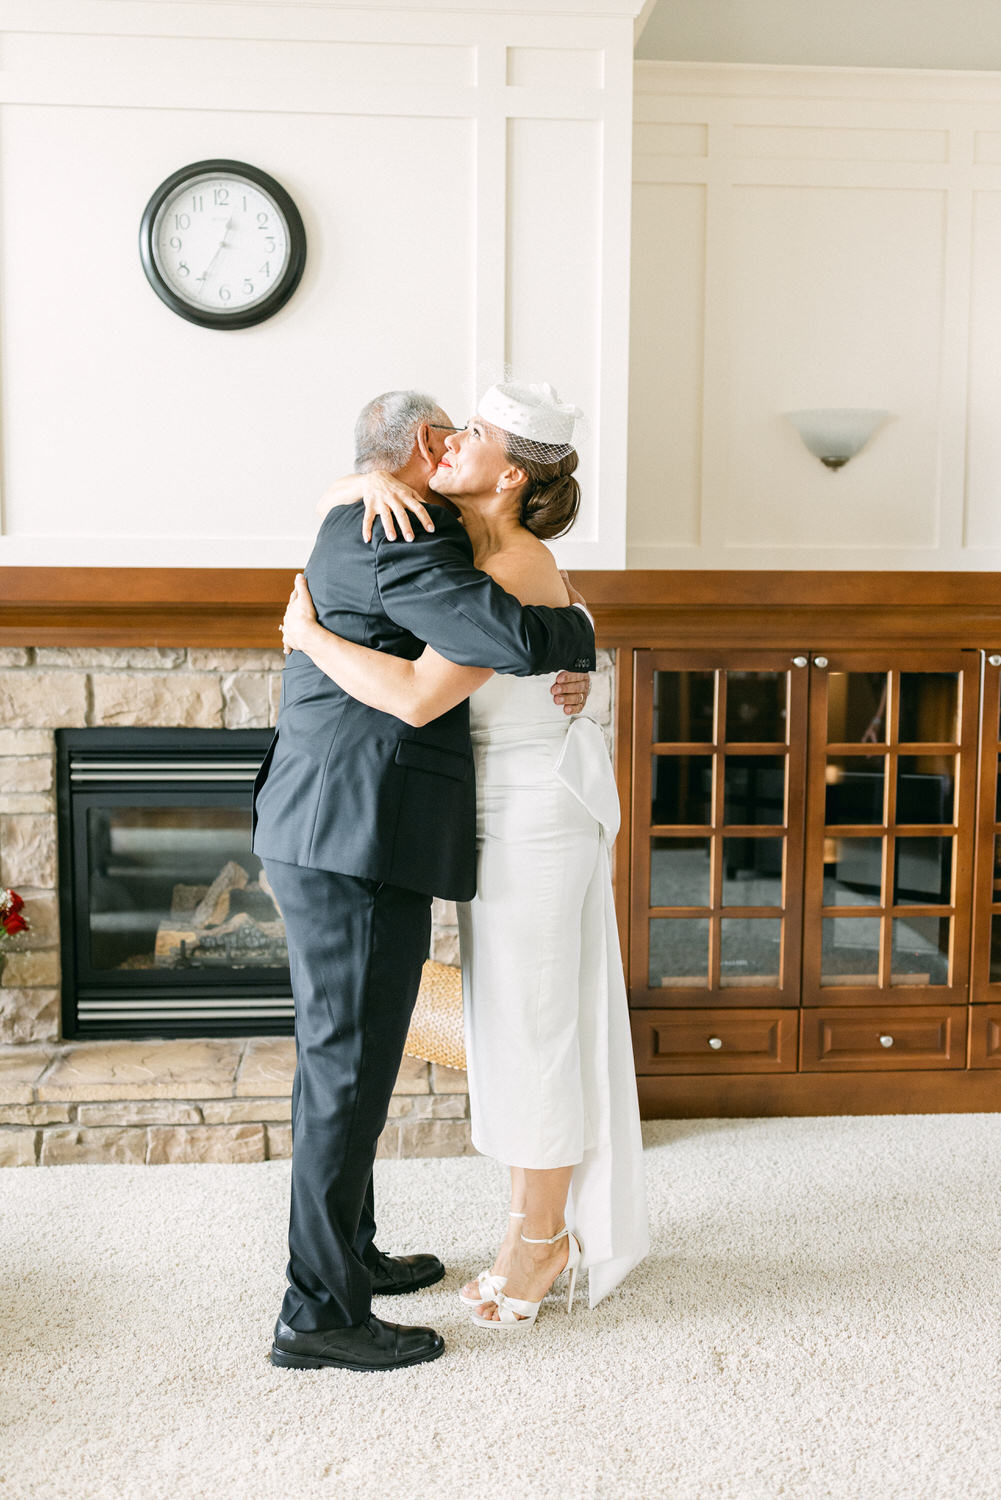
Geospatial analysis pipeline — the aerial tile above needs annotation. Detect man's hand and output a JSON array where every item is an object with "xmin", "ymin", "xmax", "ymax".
[{"xmin": 551, "ymin": 670, "xmax": 590, "ymax": 716}]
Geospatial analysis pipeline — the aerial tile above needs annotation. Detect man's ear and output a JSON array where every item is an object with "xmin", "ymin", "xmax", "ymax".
[{"xmin": 415, "ymin": 422, "xmax": 435, "ymax": 468}]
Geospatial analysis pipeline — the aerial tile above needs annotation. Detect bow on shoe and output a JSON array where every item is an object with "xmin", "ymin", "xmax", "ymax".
[
  {"xmin": 476, "ymin": 1271, "xmax": 507, "ymax": 1303},
  {"xmin": 489, "ymin": 1290, "xmax": 538, "ymax": 1325}
]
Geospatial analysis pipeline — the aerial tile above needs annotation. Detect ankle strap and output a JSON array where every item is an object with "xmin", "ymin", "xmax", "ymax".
[{"xmin": 520, "ymin": 1225, "xmax": 568, "ymax": 1245}]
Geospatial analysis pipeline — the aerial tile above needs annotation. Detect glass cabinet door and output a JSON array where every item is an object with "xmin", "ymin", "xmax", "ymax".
[
  {"xmin": 971, "ymin": 652, "xmax": 1001, "ymax": 1002},
  {"xmin": 630, "ymin": 652, "xmax": 809, "ymax": 1007},
  {"xmin": 802, "ymin": 650, "xmax": 979, "ymax": 1005}
]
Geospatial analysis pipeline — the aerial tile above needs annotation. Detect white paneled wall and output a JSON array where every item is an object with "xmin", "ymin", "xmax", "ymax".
[
  {"xmin": 628, "ymin": 62, "xmax": 1001, "ymax": 569},
  {"xmin": 0, "ymin": 1, "xmax": 641, "ymax": 569}
]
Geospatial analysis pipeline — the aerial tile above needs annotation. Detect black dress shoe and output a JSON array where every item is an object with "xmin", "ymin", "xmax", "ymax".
[
  {"xmin": 367, "ymin": 1249, "xmax": 445, "ymax": 1296},
  {"xmin": 270, "ymin": 1314, "xmax": 444, "ymax": 1372}
]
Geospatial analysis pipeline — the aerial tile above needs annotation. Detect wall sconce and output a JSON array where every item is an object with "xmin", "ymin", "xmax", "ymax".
[{"xmin": 783, "ymin": 408, "xmax": 890, "ymax": 470}]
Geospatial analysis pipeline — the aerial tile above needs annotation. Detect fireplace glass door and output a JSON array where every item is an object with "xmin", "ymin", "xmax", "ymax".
[{"xmin": 57, "ymin": 729, "xmax": 293, "ymax": 1037}]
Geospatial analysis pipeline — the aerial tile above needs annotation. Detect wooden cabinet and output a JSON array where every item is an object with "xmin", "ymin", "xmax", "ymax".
[
  {"xmin": 969, "ymin": 1005, "xmax": 1001, "ymax": 1068},
  {"xmin": 801, "ymin": 1007, "xmax": 967, "ymax": 1071},
  {"xmin": 629, "ymin": 651, "xmax": 808, "ymax": 1009},
  {"xmin": 631, "ymin": 1009, "xmax": 798, "ymax": 1074},
  {"xmin": 801, "ymin": 651, "xmax": 979, "ymax": 1008},
  {"xmin": 624, "ymin": 643, "xmax": 997, "ymax": 1115}
]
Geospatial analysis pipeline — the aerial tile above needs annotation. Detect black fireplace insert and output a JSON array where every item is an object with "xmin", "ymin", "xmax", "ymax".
[{"xmin": 56, "ymin": 728, "xmax": 294, "ymax": 1038}]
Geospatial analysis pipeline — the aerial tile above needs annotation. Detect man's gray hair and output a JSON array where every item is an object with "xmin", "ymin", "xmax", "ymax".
[{"xmin": 353, "ymin": 389, "xmax": 450, "ymax": 472}]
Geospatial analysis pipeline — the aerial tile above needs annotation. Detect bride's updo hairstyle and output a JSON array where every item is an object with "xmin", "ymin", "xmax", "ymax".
[
  {"xmin": 505, "ymin": 443, "xmax": 580, "ymax": 541},
  {"xmin": 477, "ymin": 379, "xmax": 584, "ymax": 542}
]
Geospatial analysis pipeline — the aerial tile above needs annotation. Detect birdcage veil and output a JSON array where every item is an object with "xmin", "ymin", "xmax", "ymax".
[{"xmin": 469, "ymin": 364, "xmax": 587, "ymax": 466}]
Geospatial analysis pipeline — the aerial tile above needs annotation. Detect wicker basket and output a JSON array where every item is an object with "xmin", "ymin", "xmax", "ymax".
[{"xmin": 404, "ymin": 960, "xmax": 466, "ymax": 1071}]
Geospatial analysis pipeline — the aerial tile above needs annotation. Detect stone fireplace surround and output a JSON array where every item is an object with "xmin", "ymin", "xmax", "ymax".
[{"xmin": 0, "ymin": 642, "xmax": 613, "ymax": 1166}]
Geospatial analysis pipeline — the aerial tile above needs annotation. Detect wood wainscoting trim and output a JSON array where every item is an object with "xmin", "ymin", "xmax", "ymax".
[
  {"xmin": 2, "ymin": 567, "xmax": 1001, "ymax": 647},
  {"xmin": 638, "ymin": 1069, "xmax": 1001, "ymax": 1118}
]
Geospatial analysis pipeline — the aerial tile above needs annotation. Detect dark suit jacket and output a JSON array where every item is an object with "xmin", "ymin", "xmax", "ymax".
[{"xmin": 252, "ymin": 501, "xmax": 596, "ymax": 901}]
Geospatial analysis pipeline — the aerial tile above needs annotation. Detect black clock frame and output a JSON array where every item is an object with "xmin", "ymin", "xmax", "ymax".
[{"xmin": 139, "ymin": 158, "xmax": 307, "ymax": 330}]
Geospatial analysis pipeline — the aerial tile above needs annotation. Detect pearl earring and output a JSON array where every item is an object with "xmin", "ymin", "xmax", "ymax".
[{"xmin": 495, "ymin": 483, "xmax": 502, "ymax": 493}]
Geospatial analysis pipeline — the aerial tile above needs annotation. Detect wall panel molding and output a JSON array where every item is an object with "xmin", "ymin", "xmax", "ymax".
[
  {"xmin": 0, "ymin": 2, "xmax": 644, "ymax": 571},
  {"xmin": 629, "ymin": 61, "xmax": 1001, "ymax": 570}
]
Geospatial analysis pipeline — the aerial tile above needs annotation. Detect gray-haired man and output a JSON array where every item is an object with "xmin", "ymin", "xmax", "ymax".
[{"xmin": 253, "ymin": 389, "xmax": 595, "ymax": 1372}]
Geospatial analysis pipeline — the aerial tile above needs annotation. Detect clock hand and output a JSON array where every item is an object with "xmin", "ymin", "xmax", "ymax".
[{"xmin": 194, "ymin": 217, "xmax": 237, "ymax": 300}]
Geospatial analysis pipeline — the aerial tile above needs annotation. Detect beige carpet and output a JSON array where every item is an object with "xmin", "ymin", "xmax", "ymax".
[{"xmin": 2, "ymin": 1115, "xmax": 1001, "ymax": 1500}]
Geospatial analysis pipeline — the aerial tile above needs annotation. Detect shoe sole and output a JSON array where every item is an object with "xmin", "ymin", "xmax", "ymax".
[
  {"xmin": 269, "ymin": 1339, "xmax": 445, "ymax": 1372},
  {"xmin": 371, "ymin": 1263, "xmax": 446, "ymax": 1296}
]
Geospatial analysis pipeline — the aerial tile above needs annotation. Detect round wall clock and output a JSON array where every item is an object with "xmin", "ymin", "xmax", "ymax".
[{"xmin": 139, "ymin": 159, "xmax": 307, "ymax": 330}]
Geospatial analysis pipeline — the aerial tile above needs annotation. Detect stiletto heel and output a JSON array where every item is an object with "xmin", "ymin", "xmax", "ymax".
[
  {"xmin": 470, "ymin": 1226, "xmax": 582, "ymax": 1331},
  {"xmin": 457, "ymin": 1212, "xmax": 525, "ymax": 1307},
  {"xmin": 566, "ymin": 1244, "xmax": 579, "ymax": 1315}
]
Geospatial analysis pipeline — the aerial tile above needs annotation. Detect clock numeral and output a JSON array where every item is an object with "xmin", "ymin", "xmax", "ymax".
[
  {"xmin": 243, "ymin": 280, "xmax": 255, "ymax": 296},
  {"xmin": 257, "ymin": 211, "xmax": 269, "ymax": 227},
  {"xmin": 213, "ymin": 187, "xmax": 229, "ymax": 206},
  {"xmin": 265, "ymin": 237, "xmax": 276, "ymax": 253},
  {"xmin": 169, "ymin": 236, "xmax": 182, "ymax": 251},
  {"xmin": 176, "ymin": 261, "xmax": 190, "ymax": 278},
  {"xmin": 174, "ymin": 213, "xmax": 190, "ymax": 230},
  {"xmin": 259, "ymin": 261, "xmax": 271, "ymax": 278},
  {"xmin": 191, "ymin": 194, "xmax": 204, "ymax": 213},
  {"xmin": 242, "ymin": 195, "xmax": 248, "ymax": 211},
  {"xmin": 219, "ymin": 285, "xmax": 232, "ymax": 302}
]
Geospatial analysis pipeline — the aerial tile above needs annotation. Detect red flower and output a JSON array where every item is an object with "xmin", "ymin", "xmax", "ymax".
[
  {"xmin": 2, "ymin": 911, "xmax": 28, "ymax": 936},
  {"xmin": 7, "ymin": 891, "xmax": 24, "ymax": 913}
]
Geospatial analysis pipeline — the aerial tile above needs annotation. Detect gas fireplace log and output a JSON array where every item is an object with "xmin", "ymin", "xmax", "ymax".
[
  {"xmin": 191, "ymin": 860, "xmax": 249, "ymax": 928},
  {"xmin": 170, "ymin": 883, "xmax": 209, "ymax": 919},
  {"xmin": 153, "ymin": 910, "xmax": 287, "ymax": 966},
  {"xmin": 197, "ymin": 912, "xmax": 286, "ymax": 949},
  {"xmin": 154, "ymin": 926, "xmax": 201, "ymax": 963},
  {"xmin": 154, "ymin": 862, "xmax": 286, "ymax": 966}
]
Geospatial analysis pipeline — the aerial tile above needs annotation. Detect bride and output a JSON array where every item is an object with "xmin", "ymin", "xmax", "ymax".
[{"xmin": 280, "ymin": 380, "xmax": 648, "ymax": 1329}]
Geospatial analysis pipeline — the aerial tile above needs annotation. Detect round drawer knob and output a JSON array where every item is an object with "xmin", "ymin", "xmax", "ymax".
[
  {"xmin": 989, "ymin": 655, "xmax": 1001, "ymax": 668},
  {"xmin": 814, "ymin": 656, "xmax": 829, "ymax": 669},
  {"xmin": 792, "ymin": 655, "xmax": 808, "ymax": 668},
  {"xmin": 879, "ymin": 1034, "xmax": 894, "ymax": 1048},
  {"xmin": 708, "ymin": 1036, "xmax": 723, "ymax": 1050}
]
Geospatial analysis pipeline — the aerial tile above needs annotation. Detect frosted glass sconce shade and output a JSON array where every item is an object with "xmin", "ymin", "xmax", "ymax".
[{"xmin": 783, "ymin": 408, "xmax": 890, "ymax": 470}]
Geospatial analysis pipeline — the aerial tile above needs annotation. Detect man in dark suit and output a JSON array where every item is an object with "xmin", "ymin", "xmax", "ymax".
[{"xmin": 253, "ymin": 390, "xmax": 596, "ymax": 1372}]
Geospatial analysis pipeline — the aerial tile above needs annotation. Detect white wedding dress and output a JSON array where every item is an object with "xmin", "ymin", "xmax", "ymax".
[{"xmin": 456, "ymin": 671, "xmax": 650, "ymax": 1307}]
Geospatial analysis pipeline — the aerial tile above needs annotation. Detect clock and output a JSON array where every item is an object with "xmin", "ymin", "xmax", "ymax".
[{"xmin": 139, "ymin": 159, "xmax": 307, "ymax": 329}]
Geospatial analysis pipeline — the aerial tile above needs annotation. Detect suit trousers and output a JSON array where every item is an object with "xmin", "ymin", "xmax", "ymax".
[{"xmin": 263, "ymin": 859, "xmax": 432, "ymax": 1330}]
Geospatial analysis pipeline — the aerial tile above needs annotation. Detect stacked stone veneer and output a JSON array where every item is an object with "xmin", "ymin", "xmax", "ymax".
[
  {"xmin": 0, "ymin": 644, "xmax": 614, "ymax": 1165},
  {"xmin": 0, "ymin": 1039, "xmax": 470, "ymax": 1167}
]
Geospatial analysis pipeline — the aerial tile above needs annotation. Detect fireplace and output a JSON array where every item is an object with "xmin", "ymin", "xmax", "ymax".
[{"xmin": 56, "ymin": 728, "xmax": 293, "ymax": 1038}]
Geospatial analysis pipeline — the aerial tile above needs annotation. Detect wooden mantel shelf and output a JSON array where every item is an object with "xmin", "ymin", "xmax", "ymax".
[{"xmin": 0, "ymin": 566, "xmax": 999, "ymax": 648}]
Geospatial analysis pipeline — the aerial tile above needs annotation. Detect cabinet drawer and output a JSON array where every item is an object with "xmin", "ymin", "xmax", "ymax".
[
  {"xmin": 969, "ymin": 1007, "xmax": 1001, "ymax": 1068},
  {"xmin": 632, "ymin": 1009, "xmax": 799, "ymax": 1075},
  {"xmin": 801, "ymin": 1007, "xmax": 967, "ymax": 1071}
]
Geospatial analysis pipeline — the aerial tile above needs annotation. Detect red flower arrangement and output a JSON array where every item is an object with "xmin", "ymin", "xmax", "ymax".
[{"xmin": 0, "ymin": 888, "xmax": 30, "ymax": 948}]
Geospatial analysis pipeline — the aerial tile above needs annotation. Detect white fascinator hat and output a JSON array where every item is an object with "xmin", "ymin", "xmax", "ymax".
[{"xmin": 477, "ymin": 379, "xmax": 584, "ymax": 463}]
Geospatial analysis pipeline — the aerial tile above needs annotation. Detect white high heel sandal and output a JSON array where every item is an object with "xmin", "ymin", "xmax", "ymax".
[
  {"xmin": 470, "ymin": 1225, "xmax": 582, "ymax": 1332},
  {"xmin": 457, "ymin": 1212, "xmax": 525, "ymax": 1307}
]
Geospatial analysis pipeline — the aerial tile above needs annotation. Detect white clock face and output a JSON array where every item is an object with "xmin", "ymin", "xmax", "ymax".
[{"xmin": 151, "ymin": 173, "xmax": 291, "ymax": 313}]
